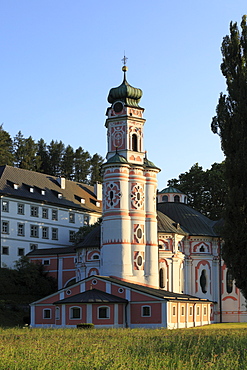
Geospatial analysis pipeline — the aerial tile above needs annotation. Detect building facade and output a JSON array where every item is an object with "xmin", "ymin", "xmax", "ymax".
[{"xmin": 0, "ymin": 165, "xmax": 102, "ymax": 273}]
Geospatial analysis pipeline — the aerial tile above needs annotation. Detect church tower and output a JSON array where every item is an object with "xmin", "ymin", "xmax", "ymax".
[{"xmin": 101, "ymin": 62, "xmax": 160, "ymax": 288}]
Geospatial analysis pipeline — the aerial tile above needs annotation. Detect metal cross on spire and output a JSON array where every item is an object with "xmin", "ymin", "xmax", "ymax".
[{"xmin": 122, "ymin": 53, "xmax": 128, "ymax": 66}]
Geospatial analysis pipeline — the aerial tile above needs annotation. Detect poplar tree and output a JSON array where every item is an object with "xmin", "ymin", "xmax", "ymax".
[{"xmin": 211, "ymin": 15, "xmax": 247, "ymax": 298}]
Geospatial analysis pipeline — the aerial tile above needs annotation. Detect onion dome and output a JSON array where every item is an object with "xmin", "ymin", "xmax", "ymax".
[{"xmin": 107, "ymin": 66, "xmax": 143, "ymax": 108}]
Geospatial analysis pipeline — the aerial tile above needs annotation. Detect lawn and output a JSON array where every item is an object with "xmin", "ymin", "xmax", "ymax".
[{"xmin": 0, "ymin": 324, "xmax": 247, "ymax": 369}]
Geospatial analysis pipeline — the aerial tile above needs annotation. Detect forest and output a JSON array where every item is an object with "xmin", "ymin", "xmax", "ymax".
[{"xmin": 0, "ymin": 125, "xmax": 104, "ymax": 185}]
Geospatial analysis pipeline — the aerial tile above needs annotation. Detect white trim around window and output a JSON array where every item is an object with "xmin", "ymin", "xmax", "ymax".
[
  {"xmin": 141, "ymin": 305, "xmax": 151, "ymax": 317},
  {"xmin": 97, "ymin": 306, "xmax": 110, "ymax": 319}
]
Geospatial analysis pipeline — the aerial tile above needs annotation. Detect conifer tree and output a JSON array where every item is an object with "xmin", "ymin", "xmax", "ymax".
[
  {"xmin": 0, "ymin": 125, "xmax": 14, "ymax": 166},
  {"xmin": 211, "ymin": 15, "xmax": 247, "ymax": 298}
]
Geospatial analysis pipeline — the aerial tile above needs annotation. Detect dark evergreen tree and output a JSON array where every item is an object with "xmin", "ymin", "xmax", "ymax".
[
  {"xmin": 14, "ymin": 132, "xmax": 39, "ymax": 171},
  {"xmin": 0, "ymin": 125, "xmax": 14, "ymax": 166},
  {"xmin": 37, "ymin": 138, "xmax": 50, "ymax": 174},
  {"xmin": 89, "ymin": 153, "xmax": 104, "ymax": 185},
  {"xmin": 74, "ymin": 146, "xmax": 91, "ymax": 183},
  {"xmin": 61, "ymin": 145, "xmax": 74, "ymax": 180},
  {"xmin": 211, "ymin": 15, "xmax": 247, "ymax": 298},
  {"xmin": 47, "ymin": 140, "xmax": 65, "ymax": 176}
]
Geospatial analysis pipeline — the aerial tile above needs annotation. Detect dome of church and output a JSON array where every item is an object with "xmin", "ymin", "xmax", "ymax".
[
  {"xmin": 159, "ymin": 186, "xmax": 183, "ymax": 194},
  {"xmin": 106, "ymin": 152, "xmax": 128, "ymax": 164},
  {"xmin": 157, "ymin": 201, "xmax": 219, "ymax": 237},
  {"xmin": 107, "ymin": 67, "xmax": 143, "ymax": 108}
]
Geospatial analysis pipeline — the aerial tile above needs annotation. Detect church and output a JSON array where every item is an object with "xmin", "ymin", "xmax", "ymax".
[{"xmin": 30, "ymin": 64, "xmax": 247, "ymax": 328}]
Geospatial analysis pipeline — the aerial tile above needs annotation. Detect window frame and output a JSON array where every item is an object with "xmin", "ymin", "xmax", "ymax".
[
  {"xmin": 42, "ymin": 226, "xmax": 49, "ymax": 239},
  {"xmin": 2, "ymin": 221, "xmax": 9, "ymax": 234},
  {"xmin": 30, "ymin": 225, "xmax": 39, "ymax": 238},
  {"xmin": 43, "ymin": 308, "xmax": 52, "ymax": 319},
  {"xmin": 2, "ymin": 246, "xmax": 9, "ymax": 255},
  {"xmin": 141, "ymin": 305, "xmax": 151, "ymax": 317},
  {"xmin": 18, "ymin": 248, "xmax": 25, "ymax": 256},
  {"xmin": 17, "ymin": 203, "xmax": 25, "ymax": 215},
  {"xmin": 69, "ymin": 230, "xmax": 75, "ymax": 242},
  {"xmin": 2, "ymin": 200, "xmax": 9, "ymax": 212},
  {"xmin": 52, "ymin": 209, "xmax": 58, "ymax": 221},
  {"xmin": 70, "ymin": 306, "xmax": 81, "ymax": 320},
  {"xmin": 52, "ymin": 227, "xmax": 58, "ymax": 240},
  {"xmin": 69, "ymin": 212, "xmax": 75, "ymax": 223},
  {"xmin": 42, "ymin": 208, "xmax": 49, "ymax": 219},
  {"xmin": 17, "ymin": 223, "xmax": 25, "ymax": 237},
  {"xmin": 30, "ymin": 206, "xmax": 39, "ymax": 217},
  {"xmin": 98, "ymin": 306, "xmax": 110, "ymax": 319}
]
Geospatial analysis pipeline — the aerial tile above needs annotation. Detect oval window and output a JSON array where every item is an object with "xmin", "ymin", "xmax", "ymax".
[
  {"xmin": 226, "ymin": 269, "xmax": 233, "ymax": 294},
  {"xmin": 200, "ymin": 269, "xmax": 207, "ymax": 294},
  {"xmin": 137, "ymin": 255, "xmax": 142, "ymax": 266}
]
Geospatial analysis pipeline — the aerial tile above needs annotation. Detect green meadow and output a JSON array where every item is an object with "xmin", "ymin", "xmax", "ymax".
[{"xmin": 0, "ymin": 324, "xmax": 247, "ymax": 369}]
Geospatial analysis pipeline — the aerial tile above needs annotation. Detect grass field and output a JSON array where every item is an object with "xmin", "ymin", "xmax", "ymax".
[{"xmin": 0, "ymin": 324, "xmax": 247, "ymax": 369}]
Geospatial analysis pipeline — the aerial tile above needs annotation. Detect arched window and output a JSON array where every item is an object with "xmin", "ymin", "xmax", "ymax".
[
  {"xmin": 174, "ymin": 195, "xmax": 180, "ymax": 202},
  {"xmin": 159, "ymin": 268, "xmax": 165, "ymax": 288},
  {"xmin": 226, "ymin": 269, "xmax": 233, "ymax": 294},
  {"xmin": 200, "ymin": 269, "xmax": 207, "ymax": 294},
  {"xmin": 70, "ymin": 307, "xmax": 81, "ymax": 319},
  {"xmin": 132, "ymin": 134, "xmax": 138, "ymax": 151},
  {"xmin": 162, "ymin": 195, "xmax": 168, "ymax": 202}
]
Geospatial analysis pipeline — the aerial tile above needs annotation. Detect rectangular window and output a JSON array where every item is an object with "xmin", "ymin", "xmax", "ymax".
[
  {"xmin": 142, "ymin": 306, "xmax": 151, "ymax": 317},
  {"xmin": 55, "ymin": 307, "xmax": 60, "ymax": 320},
  {"xmin": 70, "ymin": 307, "xmax": 81, "ymax": 319},
  {"xmin": 43, "ymin": 259, "xmax": 50, "ymax": 265},
  {"xmin": 2, "ymin": 221, "xmax": 9, "ymax": 234},
  {"xmin": 18, "ymin": 223, "xmax": 25, "ymax": 236},
  {"xmin": 98, "ymin": 306, "xmax": 110, "ymax": 319},
  {"xmin": 42, "ymin": 208, "xmax": 48, "ymax": 219},
  {"xmin": 52, "ymin": 228, "xmax": 58, "ymax": 240},
  {"xmin": 18, "ymin": 203, "xmax": 25, "ymax": 215},
  {"xmin": 18, "ymin": 248, "xmax": 25, "ymax": 256},
  {"xmin": 52, "ymin": 209, "xmax": 58, "ymax": 221},
  {"xmin": 181, "ymin": 306, "xmax": 185, "ymax": 316},
  {"xmin": 30, "ymin": 243, "xmax": 38, "ymax": 251},
  {"xmin": 43, "ymin": 309, "xmax": 51, "ymax": 319},
  {"xmin": 197, "ymin": 306, "xmax": 200, "ymax": 316},
  {"xmin": 84, "ymin": 215, "xmax": 89, "ymax": 226},
  {"xmin": 42, "ymin": 226, "xmax": 49, "ymax": 239},
  {"xmin": 30, "ymin": 225, "xmax": 39, "ymax": 238},
  {"xmin": 172, "ymin": 306, "xmax": 176, "ymax": 316},
  {"xmin": 2, "ymin": 246, "xmax": 9, "ymax": 255},
  {"xmin": 2, "ymin": 200, "xmax": 9, "ymax": 212},
  {"xmin": 69, "ymin": 212, "xmax": 75, "ymax": 223},
  {"xmin": 30, "ymin": 206, "xmax": 38, "ymax": 217},
  {"xmin": 189, "ymin": 306, "xmax": 193, "ymax": 316},
  {"xmin": 69, "ymin": 230, "xmax": 75, "ymax": 242},
  {"xmin": 203, "ymin": 306, "xmax": 207, "ymax": 316}
]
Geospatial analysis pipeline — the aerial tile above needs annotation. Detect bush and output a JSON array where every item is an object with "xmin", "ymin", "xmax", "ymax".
[{"xmin": 76, "ymin": 323, "xmax": 94, "ymax": 329}]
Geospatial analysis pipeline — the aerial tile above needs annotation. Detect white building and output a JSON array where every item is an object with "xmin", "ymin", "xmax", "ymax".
[{"xmin": 0, "ymin": 165, "xmax": 102, "ymax": 268}]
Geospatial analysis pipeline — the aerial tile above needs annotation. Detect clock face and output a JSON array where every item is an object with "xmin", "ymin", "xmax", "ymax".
[{"xmin": 113, "ymin": 102, "xmax": 123, "ymax": 113}]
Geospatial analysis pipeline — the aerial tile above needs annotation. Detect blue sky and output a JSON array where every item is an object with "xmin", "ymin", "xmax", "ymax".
[{"xmin": 1, "ymin": 1, "xmax": 246, "ymax": 188}]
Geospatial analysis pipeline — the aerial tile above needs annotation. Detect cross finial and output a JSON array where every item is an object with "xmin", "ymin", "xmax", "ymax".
[{"xmin": 122, "ymin": 53, "xmax": 128, "ymax": 66}]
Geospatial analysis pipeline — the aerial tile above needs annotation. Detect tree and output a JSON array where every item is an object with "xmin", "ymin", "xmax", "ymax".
[
  {"xmin": 74, "ymin": 146, "xmax": 91, "ymax": 183},
  {"xmin": 61, "ymin": 145, "xmax": 74, "ymax": 180},
  {"xmin": 211, "ymin": 15, "xmax": 247, "ymax": 298},
  {"xmin": 89, "ymin": 153, "xmax": 104, "ymax": 185},
  {"xmin": 37, "ymin": 138, "xmax": 50, "ymax": 174},
  {"xmin": 0, "ymin": 125, "xmax": 14, "ymax": 165},
  {"xmin": 47, "ymin": 140, "xmax": 65, "ymax": 176},
  {"xmin": 13, "ymin": 132, "xmax": 39, "ymax": 170},
  {"xmin": 167, "ymin": 162, "xmax": 226, "ymax": 219}
]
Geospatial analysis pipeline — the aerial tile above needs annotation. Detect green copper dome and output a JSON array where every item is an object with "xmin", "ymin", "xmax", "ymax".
[
  {"xmin": 107, "ymin": 67, "xmax": 143, "ymax": 108},
  {"xmin": 106, "ymin": 153, "xmax": 128, "ymax": 164}
]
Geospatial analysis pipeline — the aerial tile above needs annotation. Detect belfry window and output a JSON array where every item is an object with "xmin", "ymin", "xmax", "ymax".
[
  {"xmin": 132, "ymin": 134, "xmax": 138, "ymax": 151},
  {"xmin": 162, "ymin": 195, "xmax": 168, "ymax": 202},
  {"xmin": 174, "ymin": 195, "xmax": 180, "ymax": 203}
]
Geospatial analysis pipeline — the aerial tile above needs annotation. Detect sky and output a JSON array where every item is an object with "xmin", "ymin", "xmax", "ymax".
[{"xmin": 0, "ymin": 0, "xmax": 246, "ymax": 188}]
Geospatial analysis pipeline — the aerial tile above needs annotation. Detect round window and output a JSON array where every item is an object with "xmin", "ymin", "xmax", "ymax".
[
  {"xmin": 92, "ymin": 279, "xmax": 97, "ymax": 285},
  {"xmin": 113, "ymin": 102, "xmax": 123, "ymax": 113},
  {"xmin": 118, "ymin": 288, "xmax": 124, "ymax": 293},
  {"xmin": 66, "ymin": 290, "xmax": 71, "ymax": 295}
]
